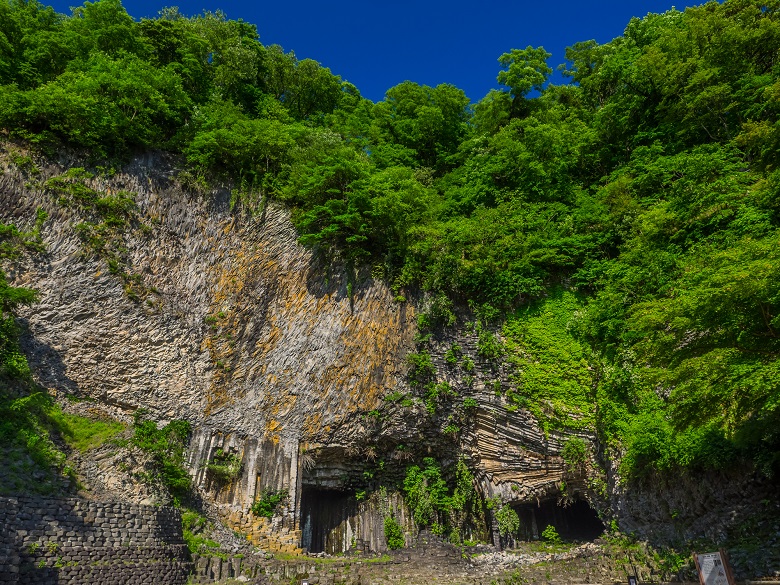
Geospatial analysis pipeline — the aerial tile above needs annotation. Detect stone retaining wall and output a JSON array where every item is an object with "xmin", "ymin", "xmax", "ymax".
[{"xmin": 0, "ymin": 496, "xmax": 191, "ymax": 584}]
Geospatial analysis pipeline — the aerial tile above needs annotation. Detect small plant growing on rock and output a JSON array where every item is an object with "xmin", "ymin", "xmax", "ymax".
[
  {"xmin": 561, "ymin": 437, "xmax": 588, "ymax": 474},
  {"xmin": 250, "ymin": 489, "xmax": 287, "ymax": 518},
  {"xmin": 476, "ymin": 323, "xmax": 503, "ymax": 360},
  {"xmin": 542, "ymin": 524, "xmax": 562, "ymax": 544},
  {"xmin": 445, "ymin": 344, "xmax": 461, "ymax": 365},
  {"xmin": 204, "ymin": 449, "xmax": 242, "ymax": 483},
  {"xmin": 406, "ymin": 351, "xmax": 435, "ymax": 386},
  {"xmin": 384, "ymin": 516, "xmax": 405, "ymax": 550},
  {"xmin": 384, "ymin": 390, "xmax": 405, "ymax": 402},
  {"xmin": 462, "ymin": 397, "xmax": 478, "ymax": 410}
]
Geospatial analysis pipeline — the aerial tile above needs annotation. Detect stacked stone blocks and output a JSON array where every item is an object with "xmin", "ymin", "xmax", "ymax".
[
  {"xmin": 221, "ymin": 507, "xmax": 303, "ymax": 555},
  {"xmin": 0, "ymin": 496, "xmax": 192, "ymax": 584}
]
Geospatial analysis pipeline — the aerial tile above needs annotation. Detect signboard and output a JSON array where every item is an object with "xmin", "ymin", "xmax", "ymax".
[
  {"xmin": 627, "ymin": 576, "xmax": 638, "ymax": 585},
  {"xmin": 694, "ymin": 551, "xmax": 736, "ymax": 585}
]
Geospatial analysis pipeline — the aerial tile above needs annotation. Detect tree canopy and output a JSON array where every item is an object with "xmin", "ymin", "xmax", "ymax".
[{"xmin": 1, "ymin": 0, "xmax": 779, "ymax": 480}]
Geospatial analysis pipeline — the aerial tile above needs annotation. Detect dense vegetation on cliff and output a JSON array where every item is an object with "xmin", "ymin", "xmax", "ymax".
[{"xmin": 1, "ymin": 0, "xmax": 779, "ymax": 482}]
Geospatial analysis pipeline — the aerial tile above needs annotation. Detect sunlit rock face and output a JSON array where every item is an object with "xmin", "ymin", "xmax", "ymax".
[
  {"xmin": 18, "ymin": 149, "xmax": 769, "ymax": 557},
  {"xmin": 2, "ymin": 153, "xmax": 416, "ymax": 442}
]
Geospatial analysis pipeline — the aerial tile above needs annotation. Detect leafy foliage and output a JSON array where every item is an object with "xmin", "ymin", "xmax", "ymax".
[
  {"xmin": 406, "ymin": 350, "xmax": 435, "ymax": 387},
  {"xmin": 495, "ymin": 503, "xmax": 521, "ymax": 538},
  {"xmin": 384, "ymin": 516, "xmax": 405, "ymax": 550},
  {"xmin": 503, "ymin": 290, "xmax": 594, "ymax": 433},
  {"xmin": 561, "ymin": 438, "xmax": 588, "ymax": 474},
  {"xmin": 181, "ymin": 510, "xmax": 225, "ymax": 557},
  {"xmin": 250, "ymin": 489, "xmax": 287, "ymax": 518},
  {"xmin": 131, "ymin": 410, "xmax": 192, "ymax": 504},
  {"xmin": 402, "ymin": 458, "xmax": 482, "ymax": 541},
  {"xmin": 542, "ymin": 524, "xmax": 562, "ymax": 544},
  {"xmin": 204, "ymin": 448, "xmax": 242, "ymax": 483},
  {"xmin": 2, "ymin": 0, "xmax": 780, "ymax": 482}
]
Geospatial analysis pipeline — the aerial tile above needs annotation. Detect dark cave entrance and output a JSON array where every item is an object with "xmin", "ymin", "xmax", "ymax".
[
  {"xmin": 513, "ymin": 498, "xmax": 604, "ymax": 541},
  {"xmin": 300, "ymin": 487, "xmax": 357, "ymax": 554}
]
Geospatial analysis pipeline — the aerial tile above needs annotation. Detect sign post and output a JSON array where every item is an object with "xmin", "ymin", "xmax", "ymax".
[{"xmin": 693, "ymin": 550, "xmax": 736, "ymax": 585}]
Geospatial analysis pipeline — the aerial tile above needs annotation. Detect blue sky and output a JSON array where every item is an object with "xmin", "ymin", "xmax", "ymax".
[{"xmin": 49, "ymin": 0, "xmax": 695, "ymax": 103}]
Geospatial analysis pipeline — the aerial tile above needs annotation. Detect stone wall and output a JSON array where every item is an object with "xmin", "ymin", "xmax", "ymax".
[{"xmin": 0, "ymin": 496, "xmax": 191, "ymax": 584}]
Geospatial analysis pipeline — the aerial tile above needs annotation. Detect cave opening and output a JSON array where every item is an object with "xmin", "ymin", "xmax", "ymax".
[
  {"xmin": 512, "ymin": 498, "xmax": 604, "ymax": 542},
  {"xmin": 299, "ymin": 487, "xmax": 357, "ymax": 554}
]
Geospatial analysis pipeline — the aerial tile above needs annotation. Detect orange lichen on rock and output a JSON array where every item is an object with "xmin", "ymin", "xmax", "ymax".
[{"xmin": 160, "ymin": 202, "xmax": 418, "ymax": 440}]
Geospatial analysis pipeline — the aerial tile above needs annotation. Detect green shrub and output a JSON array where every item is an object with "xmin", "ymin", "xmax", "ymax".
[
  {"xmin": 131, "ymin": 410, "xmax": 191, "ymax": 504},
  {"xmin": 444, "ymin": 343, "xmax": 461, "ymax": 365},
  {"xmin": 250, "ymin": 489, "xmax": 287, "ymax": 518},
  {"xmin": 443, "ymin": 424, "xmax": 460, "ymax": 435},
  {"xmin": 424, "ymin": 381, "xmax": 455, "ymax": 414},
  {"xmin": 496, "ymin": 504, "xmax": 520, "ymax": 538},
  {"xmin": 406, "ymin": 351, "xmax": 435, "ymax": 386},
  {"xmin": 384, "ymin": 390, "xmax": 405, "ymax": 402},
  {"xmin": 476, "ymin": 323, "xmax": 503, "ymax": 360},
  {"xmin": 541, "ymin": 524, "xmax": 562, "ymax": 544},
  {"xmin": 384, "ymin": 516, "xmax": 405, "ymax": 550},
  {"xmin": 403, "ymin": 458, "xmax": 451, "ymax": 528},
  {"xmin": 561, "ymin": 438, "xmax": 588, "ymax": 474},
  {"xmin": 181, "ymin": 510, "xmax": 224, "ymax": 557},
  {"xmin": 204, "ymin": 448, "xmax": 242, "ymax": 483}
]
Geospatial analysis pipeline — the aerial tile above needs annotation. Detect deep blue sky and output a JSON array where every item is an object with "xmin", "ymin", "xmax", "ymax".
[{"xmin": 48, "ymin": 0, "xmax": 696, "ymax": 103}]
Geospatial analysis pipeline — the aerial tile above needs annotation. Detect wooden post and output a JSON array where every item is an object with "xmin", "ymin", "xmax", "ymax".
[
  {"xmin": 721, "ymin": 549, "xmax": 737, "ymax": 585},
  {"xmin": 693, "ymin": 552, "xmax": 705, "ymax": 585}
]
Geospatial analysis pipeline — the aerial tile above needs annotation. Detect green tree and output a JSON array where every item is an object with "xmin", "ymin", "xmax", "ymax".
[
  {"xmin": 186, "ymin": 98, "xmax": 297, "ymax": 194},
  {"xmin": 372, "ymin": 81, "xmax": 470, "ymax": 170},
  {"xmin": 0, "ymin": 0, "xmax": 71, "ymax": 87},
  {"xmin": 9, "ymin": 52, "xmax": 191, "ymax": 155},
  {"xmin": 497, "ymin": 45, "xmax": 552, "ymax": 118},
  {"xmin": 65, "ymin": 0, "xmax": 143, "ymax": 58}
]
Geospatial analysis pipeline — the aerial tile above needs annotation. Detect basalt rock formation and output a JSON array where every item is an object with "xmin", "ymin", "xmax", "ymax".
[{"xmin": 1, "ymin": 146, "xmax": 778, "ymax": 575}]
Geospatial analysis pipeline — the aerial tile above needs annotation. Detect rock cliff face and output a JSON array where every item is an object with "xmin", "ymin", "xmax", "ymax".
[
  {"xmin": 3, "ymin": 153, "xmax": 415, "ymax": 440},
  {"xmin": 1, "ymin": 147, "xmax": 430, "ymax": 548},
  {"xmin": 2, "ymin": 146, "xmax": 777, "ymax": 565}
]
